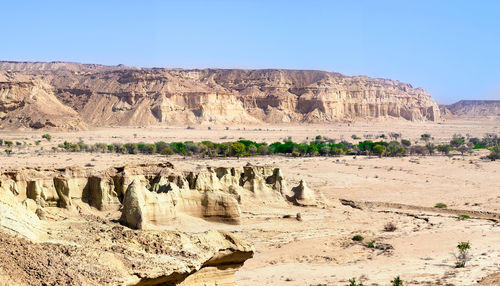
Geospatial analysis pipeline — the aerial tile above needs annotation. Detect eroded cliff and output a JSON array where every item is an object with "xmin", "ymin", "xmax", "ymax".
[
  {"xmin": 0, "ymin": 162, "xmax": 314, "ymax": 285},
  {"xmin": 0, "ymin": 61, "xmax": 440, "ymax": 129}
]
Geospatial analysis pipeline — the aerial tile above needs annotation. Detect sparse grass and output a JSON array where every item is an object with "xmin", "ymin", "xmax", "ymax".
[
  {"xmin": 434, "ymin": 203, "xmax": 448, "ymax": 209},
  {"xmin": 352, "ymin": 235, "xmax": 364, "ymax": 242}
]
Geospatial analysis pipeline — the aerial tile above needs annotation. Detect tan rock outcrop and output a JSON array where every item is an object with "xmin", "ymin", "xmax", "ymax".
[
  {"xmin": 1, "ymin": 163, "xmax": 309, "ymax": 230},
  {"xmin": 0, "ymin": 61, "xmax": 441, "ymax": 129},
  {"xmin": 288, "ymin": 180, "xmax": 317, "ymax": 206}
]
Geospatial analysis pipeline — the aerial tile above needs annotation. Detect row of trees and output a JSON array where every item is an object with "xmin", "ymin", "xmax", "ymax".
[{"xmin": 56, "ymin": 134, "xmax": 500, "ymax": 159}]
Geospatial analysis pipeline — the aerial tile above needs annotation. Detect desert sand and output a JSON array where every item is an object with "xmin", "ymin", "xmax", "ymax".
[{"xmin": 0, "ymin": 119, "xmax": 499, "ymax": 285}]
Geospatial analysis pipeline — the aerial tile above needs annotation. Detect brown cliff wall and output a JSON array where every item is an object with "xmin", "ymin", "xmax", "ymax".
[{"xmin": 0, "ymin": 61, "xmax": 441, "ymax": 129}]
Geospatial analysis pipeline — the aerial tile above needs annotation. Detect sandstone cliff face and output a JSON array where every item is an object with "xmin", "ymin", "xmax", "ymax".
[
  {"xmin": 0, "ymin": 163, "xmax": 306, "ymax": 285},
  {"xmin": 440, "ymin": 100, "xmax": 500, "ymax": 118},
  {"xmin": 0, "ymin": 163, "xmax": 295, "ymax": 229},
  {"xmin": 0, "ymin": 162, "xmax": 313, "ymax": 285},
  {"xmin": 0, "ymin": 61, "xmax": 441, "ymax": 128}
]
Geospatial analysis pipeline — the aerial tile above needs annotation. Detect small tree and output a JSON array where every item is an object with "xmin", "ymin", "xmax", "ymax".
[
  {"xmin": 5, "ymin": 149, "xmax": 12, "ymax": 156},
  {"xmin": 437, "ymin": 144, "xmax": 451, "ymax": 155},
  {"xmin": 42, "ymin": 134, "xmax": 52, "ymax": 141},
  {"xmin": 372, "ymin": 144, "xmax": 386, "ymax": 157},
  {"xmin": 420, "ymin": 133, "xmax": 431, "ymax": 142},
  {"xmin": 455, "ymin": 241, "xmax": 471, "ymax": 268}
]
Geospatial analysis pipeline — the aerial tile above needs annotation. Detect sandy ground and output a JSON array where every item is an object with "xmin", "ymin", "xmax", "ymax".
[{"xmin": 0, "ymin": 119, "xmax": 499, "ymax": 285}]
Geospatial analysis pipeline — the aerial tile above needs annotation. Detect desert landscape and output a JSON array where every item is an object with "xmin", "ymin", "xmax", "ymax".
[{"xmin": 0, "ymin": 60, "xmax": 499, "ymax": 285}]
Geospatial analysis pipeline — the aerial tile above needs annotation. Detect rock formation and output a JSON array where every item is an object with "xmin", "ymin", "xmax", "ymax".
[
  {"xmin": 0, "ymin": 162, "xmax": 315, "ymax": 285},
  {"xmin": 288, "ymin": 180, "xmax": 317, "ymax": 206},
  {"xmin": 440, "ymin": 100, "xmax": 500, "ymax": 118},
  {"xmin": 0, "ymin": 61, "xmax": 441, "ymax": 129}
]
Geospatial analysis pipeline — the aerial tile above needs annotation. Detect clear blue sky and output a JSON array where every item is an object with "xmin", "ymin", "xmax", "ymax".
[{"xmin": 2, "ymin": 0, "xmax": 499, "ymax": 104}]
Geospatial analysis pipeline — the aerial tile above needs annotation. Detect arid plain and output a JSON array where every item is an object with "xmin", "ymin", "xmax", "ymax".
[{"xmin": 1, "ymin": 119, "xmax": 499, "ymax": 286}]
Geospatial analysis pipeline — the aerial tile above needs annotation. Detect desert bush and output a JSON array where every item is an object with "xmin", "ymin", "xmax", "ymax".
[
  {"xmin": 458, "ymin": 214, "xmax": 471, "ymax": 220},
  {"xmin": 351, "ymin": 134, "xmax": 361, "ymax": 140},
  {"xmin": 436, "ymin": 144, "xmax": 451, "ymax": 155},
  {"xmin": 391, "ymin": 276, "xmax": 403, "ymax": 286},
  {"xmin": 420, "ymin": 133, "xmax": 431, "ymax": 142},
  {"xmin": 487, "ymin": 146, "xmax": 500, "ymax": 161},
  {"xmin": 348, "ymin": 278, "xmax": 364, "ymax": 286},
  {"xmin": 160, "ymin": 147, "xmax": 174, "ymax": 155},
  {"xmin": 4, "ymin": 140, "xmax": 13, "ymax": 147},
  {"xmin": 401, "ymin": 139, "xmax": 411, "ymax": 147},
  {"xmin": 15, "ymin": 141, "xmax": 22, "ymax": 146},
  {"xmin": 352, "ymin": 235, "xmax": 364, "ymax": 241},
  {"xmin": 372, "ymin": 144, "xmax": 386, "ymax": 157},
  {"xmin": 42, "ymin": 134, "xmax": 52, "ymax": 141},
  {"xmin": 384, "ymin": 222, "xmax": 397, "ymax": 232},
  {"xmin": 450, "ymin": 136, "xmax": 465, "ymax": 148},
  {"xmin": 434, "ymin": 203, "xmax": 447, "ymax": 209},
  {"xmin": 455, "ymin": 241, "xmax": 471, "ymax": 268},
  {"xmin": 4, "ymin": 149, "xmax": 12, "ymax": 156},
  {"xmin": 367, "ymin": 240, "xmax": 375, "ymax": 248}
]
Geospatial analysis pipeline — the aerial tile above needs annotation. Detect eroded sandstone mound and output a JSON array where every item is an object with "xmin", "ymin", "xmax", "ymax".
[
  {"xmin": 0, "ymin": 162, "xmax": 312, "ymax": 285},
  {"xmin": 0, "ymin": 61, "xmax": 440, "ymax": 129}
]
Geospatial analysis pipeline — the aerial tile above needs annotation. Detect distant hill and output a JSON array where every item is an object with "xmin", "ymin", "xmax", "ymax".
[
  {"xmin": 440, "ymin": 100, "xmax": 500, "ymax": 118},
  {"xmin": 0, "ymin": 61, "xmax": 441, "ymax": 130}
]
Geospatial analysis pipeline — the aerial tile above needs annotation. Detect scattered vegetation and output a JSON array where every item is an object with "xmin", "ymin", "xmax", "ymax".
[
  {"xmin": 457, "ymin": 214, "xmax": 471, "ymax": 220},
  {"xmin": 5, "ymin": 133, "xmax": 498, "ymax": 160},
  {"xmin": 348, "ymin": 278, "xmax": 364, "ymax": 286},
  {"xmin": 352, "ymin": 235, "xmax": 364, "ymax": 242},
  {"xmin": 391, "ymin": 276, "xmax": 403, "ymax": 286},
  {"xmin": 434, "ymin": 203, "xmax": 448, "ymax": 209},
  {"xmin": 455, "ymin": 241, "xmax": 471, "ymax": 268},
  {"xmin": 367, "ymin": 240, "xmax": 375, "ymax": 248}
]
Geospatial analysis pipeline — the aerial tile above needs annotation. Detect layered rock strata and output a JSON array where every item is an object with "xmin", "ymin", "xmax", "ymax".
[
  {"xmin": 0, "ymin": 61, "xmax": 441, "ymax": 129},
  {"xmin": 0, "ymin": 162, "xmax": 314, "ymax": 285}
]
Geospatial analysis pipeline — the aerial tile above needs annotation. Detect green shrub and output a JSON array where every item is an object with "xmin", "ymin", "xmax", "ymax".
[
  {"xmin": 372, "ymin": 144, "xmax": 386, "ymax": 157},
  {"xmin": 458, "ymin": 214, "xmax": 471, "ymax": 220},
  {"xmin": 434, "ymin": 203, "xmax": 447, "ymax": 209},
  {"xmin": 352, "ymin": 235, "xmax": 364, "ymax": 241},
  {"xmin": 420, "ymin": 133, "xmax": 431, "ymax": 141},
  {"xmin": 455, "ymin": 241, "xmax": 471, "ymax": 268},
  {"xmin": 391, "ymin": 276, "xmax": 403, "ymax": 286},
  {"xmin": 42, "ymin": 134, "xmax": 52, "ymax": 141},
  {"xmin": 348, "ymin": 278, "xmax": 363, "ymax": 286},
  {"xmin": 401, "ymin": 139, "xmax": 411, "ymax": 147},
  {"xmin": 367, "ymin": 240, "xmax": 375, "ymax": 248},
  {"xmin": 160, "ymin": 147, "xmax": 174, "ymax": 155},
  {"xmin": 4, "ymin": 140, "xmax": 13, "ymax": 147}
]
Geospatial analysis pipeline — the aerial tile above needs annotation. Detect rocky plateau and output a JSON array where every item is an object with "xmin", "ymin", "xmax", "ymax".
[{"xmin": 0, "ymin": 61, "xmax": 441, "ymax": 129}]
